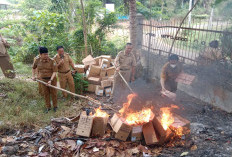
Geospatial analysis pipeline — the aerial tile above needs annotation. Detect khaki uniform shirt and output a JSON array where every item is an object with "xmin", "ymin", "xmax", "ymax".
[
  {"xmin": 115, "ymin": 51, "xmax": 136, "ymax": 70},
  {"xmin": 0, "ymin": 36, "xmax": 10, "ymax": 56},
  {"xmin": 32, "ymin": 57, "xmax": 58, "ymax": 79},
  {"xmin": 53, "ymin": 53, "xmax": 74, "ymax": 73},
  {"xmin": 161, "ymin": 62, "xmax": 182, "ymax": 81},
  {"xmin": 202, "ymin": 47, "xmax": 222, "ymax": 60}
]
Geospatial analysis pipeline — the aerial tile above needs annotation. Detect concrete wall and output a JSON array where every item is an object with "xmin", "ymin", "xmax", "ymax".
[{"xmin": 141, "ymin": 50, "xmax": 232, "ymax": 113}]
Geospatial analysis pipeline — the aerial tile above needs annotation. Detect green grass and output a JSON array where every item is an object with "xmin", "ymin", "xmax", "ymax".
[{"xmin": 0, "ymin": 78, "xmax": 84, "ymax": 130}]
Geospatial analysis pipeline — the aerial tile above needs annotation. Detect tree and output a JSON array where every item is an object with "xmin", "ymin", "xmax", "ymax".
[
  {"xmin": 129, "ymin": 0, "xmax": 137, "ymax": 55},
  {"xmin": 80, "ymin": 0, "xmax": 88, "ymax": 57}
]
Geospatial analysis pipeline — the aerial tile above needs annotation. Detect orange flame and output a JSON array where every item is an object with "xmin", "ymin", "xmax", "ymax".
[
  {"xmin": 118, "ymin": 94, "xmax": 153, "ymax": 125},
  {"xmin": 94, "ymin": 107, "xmax": 109, "ymax": 117},
  {"xmin": 160, "ymin": 107, "xmax": 174, "ymax": 130},
  {"xmin": 119, "ymin": 94, "xmax": 137, "ymax": 115},
  {"xmin": 125, "ymin": 108, "xmax": 153, "ymax": 125}
]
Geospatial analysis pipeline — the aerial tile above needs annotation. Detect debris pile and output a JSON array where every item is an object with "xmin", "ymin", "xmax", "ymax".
[{"xmin": 75, "ymin": 55, "xmax": 115, "ymax": 97}]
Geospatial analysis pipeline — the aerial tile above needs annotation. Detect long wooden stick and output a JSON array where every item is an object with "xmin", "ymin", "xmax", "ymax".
[{"xmin": 36, "ymin": 79, "xmax": 118, "ymax": 112}]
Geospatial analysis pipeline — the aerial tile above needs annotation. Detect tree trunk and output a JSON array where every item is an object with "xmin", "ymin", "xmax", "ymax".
[
  {"xmin": 80, "ymin": 0, "xmax": 88, "ymax": 57},
  {"xmin": 129, "ymin": 0, "xmax": 137, "ymax": 55}
]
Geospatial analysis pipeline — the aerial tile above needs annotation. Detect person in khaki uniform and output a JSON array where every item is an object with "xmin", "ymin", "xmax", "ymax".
[
  {"xmin": 33, "ymin": 52, "xmax": 44, "ymax": 96},
  {"xmin": 32, "ymin": 47, "xmax": 58, "ymax": 113},
  {"xmin": 160, "ymin": 54, "xmax": 182, "ymax": 93},
  {"xmin": 109, "ymin": 43, "xmax": 136, "ymax": 103},
  {"xmin": 0, "ymin": 34, "xmax": 15, "ymax": 78},
  {"xmin": 53, "ymin": 46, "xmax": 75, "ymax": 98}
]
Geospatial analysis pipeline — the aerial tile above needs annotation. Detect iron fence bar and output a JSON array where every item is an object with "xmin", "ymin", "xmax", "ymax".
[{"xmin": 139, "ymin": 24, "xmax": 232, "ymax": 34}]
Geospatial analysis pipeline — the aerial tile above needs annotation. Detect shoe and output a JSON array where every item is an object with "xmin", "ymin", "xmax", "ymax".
[
  {"xmin": 53, "ymin": 107, "xmax": 58, "ymax": 112},
  {"xmin": 45, "ymin": 108, "xmax": 51, "ymax": 113}
]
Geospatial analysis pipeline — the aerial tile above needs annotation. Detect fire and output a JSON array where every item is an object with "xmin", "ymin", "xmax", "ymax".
[
  {"xmin": 125, "ymin": 108, "xmax": 153, "ymax": 125},
  {"xmin": 160, "ymin": 107, "xmax": 174, "ymax": 130},
  {"xmin": 118, "ymin": 94, "xmax": 153, "ymax": 125},
  {"xmin": 119, "ymin": 94, "xmax": 137, "ymax": 115},
  {"xmin": 94, "ymin": 107, "xmax": 109, "ymax": 117}
]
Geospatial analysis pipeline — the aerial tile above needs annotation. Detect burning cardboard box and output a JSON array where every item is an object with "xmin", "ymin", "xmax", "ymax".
[
  {"xmin": 76, "ymin": 111, "xmax": 94, "ymax": 137},
  {"xmin": 169, "ymin": 113, "xmax": 190, "ymax": 136},
  {"xmin": 143, "ymin": 122, "xmax": 158, "ymax": 145},
  {"xmin": 110, "ymin": 113, "xmax": 132, "ymax": 141},
  {"xmin": 91, "ymin": 107, "xmax": 109, "ymax": 137}
]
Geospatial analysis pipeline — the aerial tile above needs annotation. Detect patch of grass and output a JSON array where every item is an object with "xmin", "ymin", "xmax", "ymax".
[
  {"xmin": 0, "ymin": 78, "xmax": 84, "ymax": 130},
  {"xmin": 0, "ymin": 62, "xmax": 32, "ymax": 77}
]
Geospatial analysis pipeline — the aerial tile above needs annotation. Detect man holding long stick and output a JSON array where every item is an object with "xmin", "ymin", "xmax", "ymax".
[{"xmin": 32, "ymin": 47, "xmax": 58, "ymax": 113}]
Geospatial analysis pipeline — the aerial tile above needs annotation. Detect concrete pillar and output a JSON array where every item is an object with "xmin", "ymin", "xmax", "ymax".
[{"xmin": 136, "ymin": 13, "xmax": 144, "ymax": 50}]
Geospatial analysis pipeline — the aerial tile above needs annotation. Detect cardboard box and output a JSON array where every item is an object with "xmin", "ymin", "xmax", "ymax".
[
  {"xmin": 152, "ymin": 116, "xmax": 166, "ymax": 140},
  {"xmin": 106, "ymin": 67, "xmax": 116, "ymax": 76},
  {"xmin": 131, "ymin": 125, "xmax": 143, "ymax": 142},
  {"xmin": 82, "ymin": 55, "xmax": 96, "ymax": 66},
  {"xmin": 101, "ymin": 55, "xmax": 112, "ymax": 63},
  {"xmin": 76, "ymin": 111, "xmax": 94, "ymax": 137},
  {"xmin": 100, "ymin": 69, "xmax": 107, "ymax": 78},
  {"xmin": 74, "ymin": 64, "xmax": 85, "ymax": 73},
  {"xmin": 170, "ymin": 114, "xmax": 190, "ymax": 135},
  {"xmin": 87, "ymin": 84, "xmax": 97, "ymax": 92},
  {"xmin": 100, "ymin": 58, "xmax": 110, "ymax": 69},
  {"xmin": 101, "ymin": 80, "xmax": 112, "ymax": 88},
  {"xmin": 88, "ymin": 77, "xmax": 101, "ymax": 85},
  {"xmin": 94, "ymin": 56, "xmax": 101, "ymax": 66},
  {"xmin": 143, "ymin": 122, "xmax": 158, "ymax": 145},
  {"xmin": 105, "ymin": 87, "xmax": 112, "ymax": 97},
  {"xmin": 88, "ymin": 65, "xmax": 101, "ymax": 77},
  {"xmin": 95, "ymin": 85, "xmax": 104, "ymax": 96},
  {"xmin": 175, "ymin": 72, "xmax": 195, "ymax": 85},
  {"xmin": 110, "ymin": 113, "xmax": 132, "ymax": 141},
  {"xmin": 91, "ymin": 116, "xmax": 109, "ymax": 137},
  {"xmin": 101, "ymin": 77, "xmax": 108, "ymax": 81}
]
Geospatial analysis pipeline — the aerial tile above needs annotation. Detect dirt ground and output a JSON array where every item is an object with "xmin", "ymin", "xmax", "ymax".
[{"xmin": 1, "ymin": 78, "xmax": 232, "ymax": 156}]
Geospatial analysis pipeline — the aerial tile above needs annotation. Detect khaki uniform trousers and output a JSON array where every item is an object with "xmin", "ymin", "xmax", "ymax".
[
  {"xmin": 0, "ymin": 54, "xmax": 15, "ymax": 78},
  {"xmin": 41, "ymin": 78, "xmax": 57, "ymax": 109},
  {"xmin": 111, "ymin": 70, "xmax": 131, "ymax": 100},
  {"xmin": 58, "ymin": 71, "xmax": 75, "ymax": 98}
]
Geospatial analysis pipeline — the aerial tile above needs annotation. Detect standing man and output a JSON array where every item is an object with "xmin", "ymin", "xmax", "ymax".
[
  {"xmin": 33, "ymin": 47, "xmax": 43, "ymax": 96},
  {"xmin": 109, "ymin": 43, "xmax": 136, "ymax": 103},
  {"xmin": 160, "ymin": 54, "xmax": 182, "ymax": 93},
  {"xmin": 53, "ymin": 46, "xmax": 76, "ymax": 99},
  {"xmin": 32, "ymin": 47, "xmax": 58, "ymax": 113},
  {"xmin": 0, "ymin": 34, "xmax": 15, "ymax": 78}
]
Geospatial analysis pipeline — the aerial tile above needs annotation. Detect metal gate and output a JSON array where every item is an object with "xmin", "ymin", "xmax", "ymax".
[{"xmin": 140, "ymin": 18, "xmax": 232, "ymax": 64}]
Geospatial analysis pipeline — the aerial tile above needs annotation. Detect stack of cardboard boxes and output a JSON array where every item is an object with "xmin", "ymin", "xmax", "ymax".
[{"xmin": 75, "ymin": 55, "xmax": 115, "ymax": 97}]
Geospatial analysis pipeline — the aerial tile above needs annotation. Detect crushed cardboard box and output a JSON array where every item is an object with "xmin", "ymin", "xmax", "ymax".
[
  {"xmin": 100, "ymin": 69, "xmax": 107, "ymax": 78},
  {"xmin": 131, "ymin": 125, "xmax": 143, "ymax": 142},
  {"xmin": 100, "ymin": 58, "xmax": 110, "ymax": 69},
  {"xmin": 106, "ymin": 67, "xmax": 116, "ymax": 76}
]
